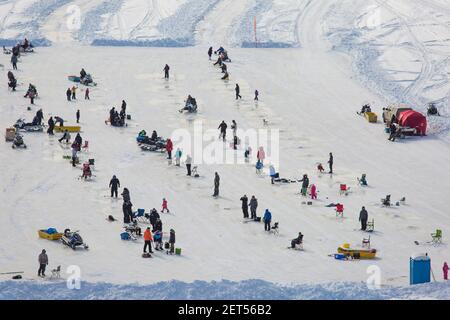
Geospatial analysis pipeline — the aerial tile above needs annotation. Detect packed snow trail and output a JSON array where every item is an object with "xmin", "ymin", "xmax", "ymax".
[
  {"xmin": 0, "ymin": 1, "xmax": 449, "ymax": 292},
  {"xmin": 194, "ymin": 0, "xmax": 253, "ymax": 47}
]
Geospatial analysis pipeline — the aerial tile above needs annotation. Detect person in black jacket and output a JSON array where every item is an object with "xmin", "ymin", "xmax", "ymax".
[
  {"xmin": 109, "ymin": 175, "xmax": 120, "ymax": 198},
  {"xmin": 153, "ymin": 218, "xmax": 162, "ymax": 235},
  {"xmin": 36, "ymin": 109, "xmax": 44, "ymax": 125},
  {"xmin": 213, "ymin": 172, "xmax": 220, "ymax": 197},
  {"xmin": 148, "ymin": 208, "xmax": 160, "ymax": 229},
  {"xmin": 235, "ymin": 84, "xmax": 242, "ymax": 100},
  {"xmin": 169, "ymin": 229, "xmax": 176, "ymax": 254},
  {"xmin": 163, "ymin": 64, "xmax": 170, "ymax": 79},
  {"xmin": 208, "ymin": 47, "xmax": 213, "ymax": 60},
  {"xmin": 249, "ymin": 196, "xmax": 258, "ymax": 219},
  {"xmin": 218, "ymin": 121, "xmax": 227, "ymax": 141},
  {"xmin": 388, "ymin": 123, "xmax": 398, "ymax": 142},
  {"xmin": 291, "ymin": 232, "xmax": 304, "ymax": 249},
  {"xmin": 359, "ymin": 207, "xmax": 368, "ymax": 231},
  {"xmin": 123, "ymin": 201, "xmax": 133, "ymax": 224},
  {"xmin": 299, "ymin": 174, "xmax": 309, "ymax": 196},
  {"xmin": 121, "ymin": 188, "xmax": 130, "ymax": 202},
  {"xmin": 66, "ymin": 88, "xmax": 72, "ymax": 101},
  {"xmin": 47, "ymin": 117, "xmax": 55, "ymax": 135},
  {"xmin": 240, "ymin": 195, "xmax": 249, "ymax": 219},
  {"xmin": 328, "ymin": 152, "xmax": 334, "ymax": 174}
]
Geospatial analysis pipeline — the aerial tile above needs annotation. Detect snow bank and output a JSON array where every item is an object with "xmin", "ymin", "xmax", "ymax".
[{"xmin": 1, "ymin": 279, "xmax": 449, "ymax": 300}]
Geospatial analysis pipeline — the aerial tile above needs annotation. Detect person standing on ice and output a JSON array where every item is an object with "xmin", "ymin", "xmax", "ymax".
[
  {"xmin": 11, "ymin": 54, "xmax": 18, "ymax": 70},
  {"xmin": 257, "ymin": 147, "xmax": 266, "ymax": 164},
  {"xmin": 240, "ymin": 195, "xmax": 249, "ymax": 219},
  {"xmin": 218, "ymin": 121, "xmax": 227, "ymax": 141},
  {"xmin": 85, "ymin": 87, "xmax": 90, "ymax": 100},
  {"xmin": 185, "ymin": 154, "xmax": 192, "ymax": 176},
  {"xmin": 221, "ymin": 63, "xmax": 227, "ymax": 74},
  {"xmin": 149, "ymin": 208, "xmax": 159, "ymax": 230},
  {"xmin": 310, "ymin": 184, "xmax": 317, "ymax": 200},
  {"xmin": 109, "ymin": 175, "xmax": 120, "ymax": 198},
  {"xmin": 76, "ymin": 109, "xmax": 80, "ymax": 123},
  {"xmin": 249, "ymin": 196, "xmax": 258, "ymax": 219},
  {"xmin": 143, "ymin": 227, "xmax": 153, "ymax": 254},
  {"xmin": 38, "ymin": 249, "xmax": 48, "ymax": 277},
  {"xmin": 328, "ymin": 152, "xmax": 334, "ymax": 174},
  {"xmin": 359, "ymin": 207, "xmax": 368, "ymax": 231},
  {"xmin": 123, "ymin": 201, "xmax": 133, "ymax": 224},
  {"xmin": 47, "ymin": 116, "xmax": 55, "ymax": 135},
  {"xmin": 299, "ymin": 174, "xmax": 309, "ymax": 196},
  {"xmin": 166, "ymin": 138, "xmax": 173, "ymax": 160},
  {"xmin": 169, "ymin": 229, "xmax": 176, "ymax": 255},
  {"xmin": 71, "ymin": 86, "xmax": 77, "ymax": 100},
  {"xmin": 175, "ymin": 148, "xmax": 182, "ymax": 166},
  {"xmin": 71, "ymin": 145, "xmax": 78, "ymax": 167},
  {"xmin": 231, "ymin": 120, "xmax": 237, "ymax": 137},
  {"xmin": 208, "ymin": 47, "xmax": 213, "ymax": 60},
  {"xmin": 36, "ymin": 109, "xmax": 44, "ymax": 125},
  {"xmin": 161, "ymin": 198, "xmax": 170, "ymax": 213},
  {"xmin": 121, "ymin": 188, "xmax": 131, "ymax": 202},
  {"xmin": 443, "ymin": 262, "xmax": 448, "ymax": 280},
  {"xmin": 66, "ymin": 88, "xmax": 71, "ymax": 101},
  {"xmin": 263, "ymin": 209, "xmax": 272, "ymax": 231},
  {"xmin": 164, "ymin": 64, "xmax": 170, "ymax": 79},
  {"xmin": 235, "ymin": 84, "xmax": 242, "ymax": 100},
  {"xmin": 254, "ymin": 90, "xmax": 259, "ymax": 101},
  {"xmin": 213, "ymin": 172, "xmax": 220, "ymax": 197}
]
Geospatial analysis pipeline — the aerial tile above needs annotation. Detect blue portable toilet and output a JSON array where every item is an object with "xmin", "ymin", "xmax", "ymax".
[{"xmin": 410, "ymin": 254, "xmax": 431, "ymax": 285}]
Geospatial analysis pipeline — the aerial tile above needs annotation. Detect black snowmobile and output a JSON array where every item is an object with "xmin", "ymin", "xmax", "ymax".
[
  {"xmin": 137, "ymin": 135, "xmax": 167, "ymax": 152},
  {"xmin": 13, "ymin": 119, "xmax": 43, "ymax": 132},
  {"xmin": 12, "ymin": 134, "xmax": 27, "ymax": 149},
  {"xmin": 61, "ymin": 229, "xmax": 89, "ymax": 250}
]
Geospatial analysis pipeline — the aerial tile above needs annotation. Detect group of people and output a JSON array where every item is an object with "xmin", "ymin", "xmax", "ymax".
[{"xmin": 108, "ymin": 101, "xmax": 127, "ymax": 127}]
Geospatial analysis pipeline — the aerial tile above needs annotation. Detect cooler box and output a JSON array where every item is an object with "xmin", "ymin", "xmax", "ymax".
[
  {"xmin": 365, "ymin": 112, "xmax": 378, "ymax": 123},
  {"xmin": 410, "ymin": 254, "xmax": 431, "ymax": 285},
  {"xmin": 5, "ymin": 128, "xmax": 16, "ymax": 141},
  {"xmin": 175, "ymin": 248, "xmax": 182, "ymax": 255}
]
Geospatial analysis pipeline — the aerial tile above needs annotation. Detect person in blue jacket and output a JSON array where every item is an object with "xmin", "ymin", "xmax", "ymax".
[
  {"xmin": 263, "ymin": 209, "xmax": 272, "ymax": 231},
  {"xmin": 269, "ymin": 165, "xmax": 279, "ymax": 184}
]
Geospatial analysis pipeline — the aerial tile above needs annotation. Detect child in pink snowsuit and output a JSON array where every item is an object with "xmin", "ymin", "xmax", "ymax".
[
  {"xmin": 257, "ymin": 147, "xmax": 266, "ymax": 163},
  {"xmin": 162, "ymin": 198, "xmax": 169, "ymax": 213},
  {"xmin": 310, "ymin": 184, "xmax": 317, "ymax": 200},
  {"xmin": 444, "ymin": 262, "xmax": 449, "ymax": 280}
]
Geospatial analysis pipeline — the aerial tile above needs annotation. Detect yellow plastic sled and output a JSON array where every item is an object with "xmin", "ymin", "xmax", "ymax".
[
  {"xmin": 54, "ymin": 126, "xmax": 81, "ymax": 133},
  {"xmin": 337, "ymin": 243, "xmax": 377, "ymax": 259},
  {"xmin": 38, "ymin": 230, "xmax": 63, "ymax": 241}
]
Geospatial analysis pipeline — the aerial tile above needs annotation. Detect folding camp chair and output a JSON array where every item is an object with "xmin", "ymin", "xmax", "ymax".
[
  {"xmin": 362, "ymin": 236, "xmax": 371, "ymax": 248},
  {"xmin": 335, "ymin": 204, "xmax": 344, "ymax": 217},
  {"xmin": 270, "ymin": 222, "xmax": 279, "ymax": 235},
  {"xmin": 431, "ymin": 229, "xmax": 442, "ymax": 244},
  {"xmin": 51, "ymin": 266, "xmax": 61, "ymax": 279},
  {"xmin": 366, "ymin": 219, "xmax": 375, "ymax": 233},
  {"xmin": 339, "ymin": 184, "xmax": 349, "ymax": 195},
  {"xmin": 133, "ymin": 209, "xmax": 147, "ymax": 223}
]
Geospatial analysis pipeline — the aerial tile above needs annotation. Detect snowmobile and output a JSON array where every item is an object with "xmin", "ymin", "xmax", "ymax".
[
  {"xmin": 61, "ymin": 229, "xmax": 88, "ymax": 250},
  {"xmin": 427, "ymin": 103, "xmax": 440, "ymax": 116},
  {"xmin": 13, "ymin": 119, "xmax": 43, "ymax": 132},
  {"xmin": 3, "ymin": 46, "xmax": 11, "ymax": 55},
  {"xmin": 68, "ymin": 74, "xmax": 97, "ymax": 86},
  {"xmin": 12, "ymin": 134, "xmax": 27, "ymax": 149},
  {"xmin": 140, "ymin": 138, "xmax": 167, "ymax": 152}
]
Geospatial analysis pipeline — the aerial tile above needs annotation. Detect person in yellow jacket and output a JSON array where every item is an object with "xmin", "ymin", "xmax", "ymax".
[
  {"xmin": 143, "ymin": 227, "xmax": 153, "ymax": 254},
  {"xmin": 71, "ymin": 86, "xmax": 77, "ymax": 100}
]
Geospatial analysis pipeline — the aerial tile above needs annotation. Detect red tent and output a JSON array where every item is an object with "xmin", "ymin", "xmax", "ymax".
[{"xmin": 398, "ymin": 110, "xmax": 427, "ymax": 136}]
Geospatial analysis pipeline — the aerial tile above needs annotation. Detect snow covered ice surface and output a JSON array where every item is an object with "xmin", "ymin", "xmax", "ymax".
[{"xmin": 0, "ymin": 0, "xmax": 450, "ymax": 300}]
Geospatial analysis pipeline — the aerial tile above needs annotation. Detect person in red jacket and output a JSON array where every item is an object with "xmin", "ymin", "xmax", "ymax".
[
  {"xmin": 143, "ymin": 227, "xmax": 153, "ymax": 254},
  {"xmin": 166, "ymin": 138, "xmax": 173, "ymax": 160},
  {"xmin": 444, "ymin": 262, "xmax": 449, "ymax": 280},
  {"xmin": 310, "ymin": 184, "xmax": 317, "ymax": 200},
  {"xmin": 162, "ymin": 198, "xmax": 170, "ymax": 213}
]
